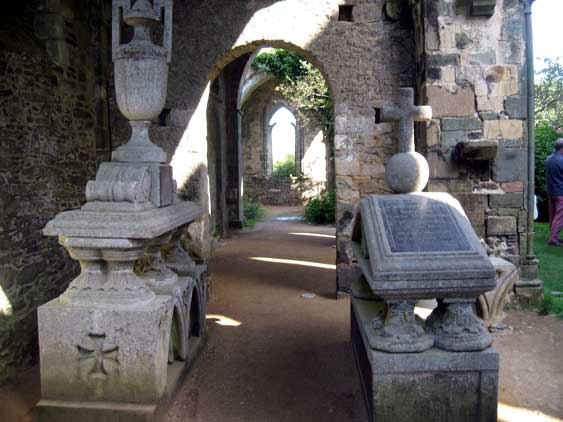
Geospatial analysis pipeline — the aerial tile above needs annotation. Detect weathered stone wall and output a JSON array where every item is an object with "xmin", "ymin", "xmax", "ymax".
[
  {"xmin": 242, "ymin": 79, "xmax": 277, "ymax": 179},
  {"xmin": 0, "ymin": 0, "xmax": 111, "ymax": 383},
  {"xmin": 413, "ymin": 0, "xmax": 528, "ymax": 266}
]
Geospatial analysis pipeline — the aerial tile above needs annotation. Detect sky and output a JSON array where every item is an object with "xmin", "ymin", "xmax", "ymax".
[
  {"xmin": 270, "ymin": 107, "xmax": 296, "ymax": 165},
  {"xmin": 532, "ymin": 0, "xmax": 562, "ymax": 70}
]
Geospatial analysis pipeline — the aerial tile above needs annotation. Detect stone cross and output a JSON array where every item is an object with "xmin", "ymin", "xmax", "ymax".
[{"xmin": 375, "ymin": 87, "xmax": 432, "ymax": 153}]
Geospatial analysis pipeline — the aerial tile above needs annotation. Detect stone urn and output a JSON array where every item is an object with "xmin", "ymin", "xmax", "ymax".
[{"xmin": 112, "ymin": 0, "xmax": 173, "ymax": 163}]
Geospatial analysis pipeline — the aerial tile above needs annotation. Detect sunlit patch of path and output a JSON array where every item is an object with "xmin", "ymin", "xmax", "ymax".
[
  {"xmin": 498, "ymin": 402, "xmax": 563, "ymax": 422},
  {"xmin": 249, "ymin": 256, "xmax": 336, "ymax": 270}
]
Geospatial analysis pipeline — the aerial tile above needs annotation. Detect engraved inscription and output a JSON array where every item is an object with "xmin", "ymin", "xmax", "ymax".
[{"xmin": 380, "ymin": 199, "xmax": 472, "ymax": 253}]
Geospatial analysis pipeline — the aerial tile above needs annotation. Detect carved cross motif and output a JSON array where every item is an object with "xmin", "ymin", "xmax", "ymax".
[
  {"xmin": 375, "ymin": 87, "xmax": 432, "ymax": 154},
  {"xmin": 77, "ymin": 333, "xmax": 119, "ymax": 379}
]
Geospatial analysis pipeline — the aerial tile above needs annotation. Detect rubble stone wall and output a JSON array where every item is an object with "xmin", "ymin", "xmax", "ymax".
[
  {"xmin": 0, "ymin": 0, "xmax": 112, "ymax": 383},
  {"xmin": 413, "ymin": 0, "xmax": 528, "ymax": 266}
]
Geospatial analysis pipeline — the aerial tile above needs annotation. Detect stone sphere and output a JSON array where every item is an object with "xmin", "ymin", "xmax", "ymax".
[{"xmin": 385, "ymin": 151, "xmax": 430, "ymax": 193}]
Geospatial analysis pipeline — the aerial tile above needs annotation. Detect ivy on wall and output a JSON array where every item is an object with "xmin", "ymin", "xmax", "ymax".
[{"xmin": 251, "ymin": 49, "xmax": 334, "ymax": 140}]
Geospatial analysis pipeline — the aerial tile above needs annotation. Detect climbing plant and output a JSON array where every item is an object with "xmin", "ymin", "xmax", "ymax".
[{"xmin": 252, "ymin": 49, "xmax": 333, "ymax": 139}]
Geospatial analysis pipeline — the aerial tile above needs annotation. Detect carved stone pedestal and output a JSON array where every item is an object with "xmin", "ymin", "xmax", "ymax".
[
  {"xmin": 37, "ymin": 295, "xmax": 173, "ymax": 421},
  {"xmin": 37, "ymin": 205, "xmax": 204, "ymax": 422},
  {"xmin": 352, "ymin": 297, "xmax": 499, "ymax": 422},
  {"xmin": 427, "ymin": 298, "xmax": 492, "ymax": 352}
]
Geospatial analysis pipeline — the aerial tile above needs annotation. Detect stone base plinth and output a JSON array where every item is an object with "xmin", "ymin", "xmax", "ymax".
[
  {"xmin": 351, "ymin": 298, "xmax": 499, "ymax": 422},
  {"xmin": 37, "ymin": 295, "xmax": 176, "ymax": 422},
  {"xmin": 514, "ymin": 278, "xmax": 544, "ymax": 303},
  {"xmin": 36, "ymin": 400, "xmax": 158, "ymax": 422}
]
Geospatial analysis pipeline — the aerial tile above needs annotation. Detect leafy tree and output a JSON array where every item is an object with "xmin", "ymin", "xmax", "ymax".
[
  {"xmin": 535, "ymin": 57, "xmax": 563, "ymax": 129},
  {"xmin": 252, "ymin": 49, "xmax": 308, "ymax": 83},
  {"xmin": 534, "ymin": 58, "xmax": 563, "ymax": 221},
  {"xmin": 535, "ymin": 125, "xmax": 559, "ymax": 221}
]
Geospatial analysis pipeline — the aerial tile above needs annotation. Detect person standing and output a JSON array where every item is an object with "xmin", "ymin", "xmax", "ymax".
[{"xmin": 546, "ymin": 138, "xmax": 563, "ymax": 246}]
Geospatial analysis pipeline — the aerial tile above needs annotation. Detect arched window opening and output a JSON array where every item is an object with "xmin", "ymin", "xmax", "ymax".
[{"xmin": 269, "ymin": 106, "xmax": 297, "ymax": 177}]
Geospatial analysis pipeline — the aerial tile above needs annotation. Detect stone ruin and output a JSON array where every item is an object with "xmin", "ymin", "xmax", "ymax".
[
  {"xmin": 36, "ymin": 1, "xmax": 207, "ymax": 419},
  {"xmin": 0, "ymin": 0, "xmax": 544, "ymax": 418},
  {"xmin": 351, "ymin": 89, "xmax": 499, "ymax": 421}
]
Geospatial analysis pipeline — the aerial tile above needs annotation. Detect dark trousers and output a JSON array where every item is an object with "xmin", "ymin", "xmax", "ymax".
[{"xmin": 549, "ymin": 195, "xmax": 563, "ymax": 243}]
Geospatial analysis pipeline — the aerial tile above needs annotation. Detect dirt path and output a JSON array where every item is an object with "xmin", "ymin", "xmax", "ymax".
[
  {"xmin": 1, "ymin": 206, "xmax": 562, "ymax": 422},
  {"xmin": 167, "ymin": 207, "xmax": 365, "ymax": 421}
]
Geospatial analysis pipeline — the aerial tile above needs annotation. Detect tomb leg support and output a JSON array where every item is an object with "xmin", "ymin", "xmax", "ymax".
[
  {"xmin": 428, "ymin": 298, "xmax": 492, "ymax": 352},
  {"xmin": 370, "ymin": 300, "xmax": 434, "ymax": 353}
]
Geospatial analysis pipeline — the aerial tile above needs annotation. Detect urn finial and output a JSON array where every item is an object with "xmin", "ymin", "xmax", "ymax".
[{"xmin": 111, "ymin": 0, "xmax": 173, "ymax": 163}]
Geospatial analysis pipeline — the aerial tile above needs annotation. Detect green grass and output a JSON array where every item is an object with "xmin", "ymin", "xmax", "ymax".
[{"xmin": 534, "ymin": 222, "xmax": 563, "ymax": 316}]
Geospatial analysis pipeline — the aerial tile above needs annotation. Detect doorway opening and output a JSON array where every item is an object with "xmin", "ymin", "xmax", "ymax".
[{"xmin": 206, "ymin": 45, "xmax": 335, "ymax": 235}]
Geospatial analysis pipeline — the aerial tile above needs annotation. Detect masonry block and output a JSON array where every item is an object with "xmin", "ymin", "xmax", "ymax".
[
  {"xmin": 489, "ymin": 193, "xmax": 523, "ymax": 208},
  {"xmin": 492, "ymin": 147, "xmax": 526, "ymax": 182},
  {"xmin": 425, "ymin": 86, "xmax": 475, "ymax": 118},
  {"xmin": 500, "ymin": 181, "xmax": 524, "ymax": 193},
  {"xmin": 487, "ymin": 216, "xmax": 516, "ymax": 235},
  {"xmin": 442, "ymin": 118, "xmax": 483, "ymax": 132},
  {"xmin": 484, "ymin": 120, "xmax": 523, "ymax": 140},
  {"xmin": 454, "ymin": 193, "xmax": 487, "ymax": 237},
  {"xmin": 470, "ymin": 0, "xmax": 497, "ymax": 17},
  {"xmin": 504, "ymin": 96, "xmax": 526, "ymax": 119},
  {"xmin": 469, "ymin": 51, "xmax": 496, "ymax": 65}
]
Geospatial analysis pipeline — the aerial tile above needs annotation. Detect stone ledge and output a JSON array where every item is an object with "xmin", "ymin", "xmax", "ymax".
[
  {"xmin": 470, "ymin": 0, "xmax": 497, "ymax": 17},
  {"xmin": 452, "ymin": 140, "xmax": 498, "ymax": 162},
  {"xmin": 43, "ymin": 201, "xmax": 202, "ymax": 240}
]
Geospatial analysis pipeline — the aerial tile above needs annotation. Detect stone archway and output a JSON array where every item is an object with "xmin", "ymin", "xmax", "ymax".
[
  {"xmin": 167, "ymin": 0, "xmax": 415, "ymax": 293},
  {"xmin": 204, "ymin": 41, "xmax": 336, "ymax": 233}
]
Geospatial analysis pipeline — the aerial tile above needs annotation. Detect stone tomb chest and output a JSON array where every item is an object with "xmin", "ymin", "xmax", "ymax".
[
  {"xmin": 353, "ymin": 192, "xmax": 495, "ymax": 301},
  {"xmin": 351, "ymin": 192, "xmax": 499, "ymax": 422}
]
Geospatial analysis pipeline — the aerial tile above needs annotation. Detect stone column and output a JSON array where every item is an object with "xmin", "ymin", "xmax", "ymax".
[{"xmin": 518, "ymin": 0, "xmax": 543, "ymax": 300}]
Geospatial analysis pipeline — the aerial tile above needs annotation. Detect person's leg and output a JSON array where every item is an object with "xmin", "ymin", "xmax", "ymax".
[
  {"xmin": 548, "ymin": 195, "xmax": 555, "ymax": 228},
  {"xmin": 549, "ymin": 196, "xmax": 563, "ymax": 244}
]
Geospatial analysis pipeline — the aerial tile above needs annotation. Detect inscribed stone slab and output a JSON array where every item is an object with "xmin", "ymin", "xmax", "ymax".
[
  {"xmin": 352, "ymin": 192, "xmax": 496, "ymax": 299},
  {"xmin": 380, "ymin": 198, "xmax": 471, "ymax": 253}
]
